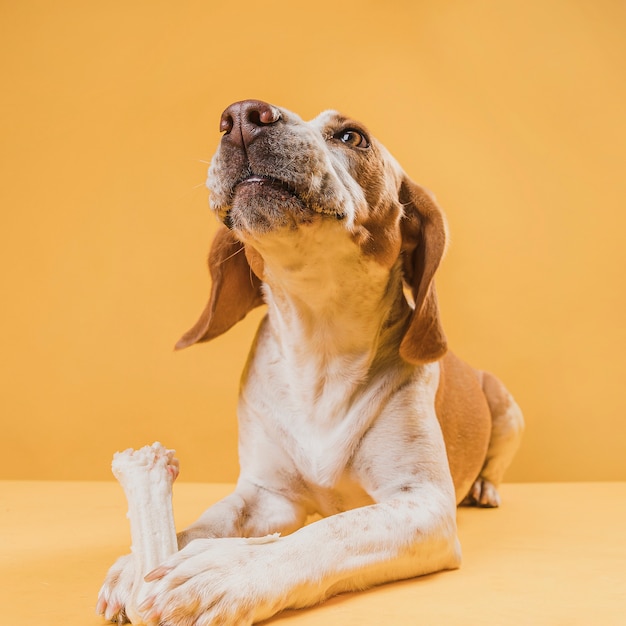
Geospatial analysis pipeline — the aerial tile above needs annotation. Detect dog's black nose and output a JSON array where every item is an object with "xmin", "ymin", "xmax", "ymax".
[{"xmin": 219, "ymin": 100, "xmax": 282, "ymax": 148}]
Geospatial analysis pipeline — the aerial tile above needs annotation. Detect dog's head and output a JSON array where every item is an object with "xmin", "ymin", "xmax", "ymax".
[{"xmin": 176, "ymin": 100, "xmax": 448, "ymax": 364}]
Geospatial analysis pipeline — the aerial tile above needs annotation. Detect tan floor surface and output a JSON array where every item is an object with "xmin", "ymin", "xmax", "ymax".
[{"xmin": 2, "ymin": 481, "xmax": 625, "ymax": 625}]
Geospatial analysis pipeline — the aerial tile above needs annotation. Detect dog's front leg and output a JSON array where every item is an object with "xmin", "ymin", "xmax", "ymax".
[
  {"xmin": 139, "ymin": 486, "xmax": 460, "ymax": 626},
  {"xmin": 177, "ymin": 479, "xmax": 309, "ymax": 548},
  {"xmin": 98, "ymin": 482, "xmax": 306, "ymax": 623}
]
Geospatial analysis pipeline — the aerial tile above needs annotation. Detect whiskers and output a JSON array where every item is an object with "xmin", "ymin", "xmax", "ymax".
[
  {"xmin": 219, "ymin": 240, "xmax": 260, "ymax": 292},
  {"xmin": 219, "ymin": 242, "xmax": 246, "ymax": 265}
]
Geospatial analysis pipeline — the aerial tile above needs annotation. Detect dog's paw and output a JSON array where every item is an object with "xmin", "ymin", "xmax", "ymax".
[
  {"xmin": 461, "ymin": 477, "xmax": 501, "ymax": 508},
  {"xmin": 96, "ymin": 553, "xmax": 135, "ymax": 623},
  {"xmin": 139, "ymin": 535, "xmax": 285, "ymax": 626}
]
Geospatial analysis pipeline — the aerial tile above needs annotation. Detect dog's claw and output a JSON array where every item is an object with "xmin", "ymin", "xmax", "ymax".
[{"xmin": 462, "ymin": 478, "xmax": 501, "ymax": 508}]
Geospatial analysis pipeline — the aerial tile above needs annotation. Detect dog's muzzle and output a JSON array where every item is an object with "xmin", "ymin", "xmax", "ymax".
[{"xmin": 208, "ymin": 100, "xmax": 350, "ymax": 233}]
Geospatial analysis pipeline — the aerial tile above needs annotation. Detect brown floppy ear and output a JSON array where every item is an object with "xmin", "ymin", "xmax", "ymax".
[
  {"xmin": 175, "ymin": 226, "xmax": 264, "ymax": 350},
  {"xmin": 398, "ymin": 177, "xmax": 448, "ymax": 364}
]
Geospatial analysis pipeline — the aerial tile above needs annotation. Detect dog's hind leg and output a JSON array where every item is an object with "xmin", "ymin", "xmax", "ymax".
[{"xmin": 462, "ymin": 371, "xmax": 525, "ymax": 507}]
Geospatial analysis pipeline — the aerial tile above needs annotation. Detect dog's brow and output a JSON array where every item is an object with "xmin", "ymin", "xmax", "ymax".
[
  {"xmin": 331, "ymin": 115, "xmax": 350, "ymax": 126},
  {"xmin": 327, "ymin": 115, "xmax": 363, "ymax": 130}
]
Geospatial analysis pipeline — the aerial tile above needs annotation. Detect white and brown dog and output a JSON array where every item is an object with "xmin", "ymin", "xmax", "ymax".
[{"xmin": 99, "ymin": 100, "xmax": 524, "ymax": 625}]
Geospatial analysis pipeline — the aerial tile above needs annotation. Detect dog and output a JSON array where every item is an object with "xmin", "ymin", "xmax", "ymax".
[{"xmin": 98, "ymin": 100, "xmax": 524, "ymax": 625}]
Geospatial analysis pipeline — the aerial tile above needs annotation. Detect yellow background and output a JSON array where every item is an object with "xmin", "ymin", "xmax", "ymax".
[{"xmin": 1, "ymin": 0, "xmax": 624, "ymax": 482}]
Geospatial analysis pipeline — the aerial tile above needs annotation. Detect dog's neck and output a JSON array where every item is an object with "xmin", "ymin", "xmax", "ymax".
[
  {"xmin": 244, "ymin": 221, "xmax": 414, "ymax": 486},
  {"xmin": 249, "ymin": 221, "xmax": 410, "ymax": 374}
]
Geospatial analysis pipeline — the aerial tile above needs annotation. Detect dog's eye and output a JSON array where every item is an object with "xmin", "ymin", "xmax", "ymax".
[{"xmin": 335, "ymin": 129, "xmax": 370, "ymax": 149}]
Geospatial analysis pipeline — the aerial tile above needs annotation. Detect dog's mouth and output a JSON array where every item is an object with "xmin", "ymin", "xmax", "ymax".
[
  {"xmin": 234, "ymin": 174, "xmax": 300, "ymax": 199},
  {"xmin": 220, "ymin": 172, "xmax": 347, "ymax": 233},
  {"xmin": 222, "ymin": 173, "xmax": 312, "ymax": 232}
]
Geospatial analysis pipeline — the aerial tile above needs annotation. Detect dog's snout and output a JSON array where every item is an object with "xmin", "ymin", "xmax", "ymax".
[{"xmin": 220, "ymin": 100, "xmax": 282, "ymax": 148}]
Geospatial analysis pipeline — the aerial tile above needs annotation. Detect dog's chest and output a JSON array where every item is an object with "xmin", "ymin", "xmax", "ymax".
[
  {"xmin": 278, "ymin": 372, "xmax": 371, "ymax": 485},
  {"xmin": 242, "ymin": 330, "xmax": 394, "ymax": 493}
]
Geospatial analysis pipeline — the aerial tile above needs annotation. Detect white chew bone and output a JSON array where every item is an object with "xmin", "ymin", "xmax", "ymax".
[{"xmin": 111, "ymin": 442, "xmax": 179, "ymax": 624}]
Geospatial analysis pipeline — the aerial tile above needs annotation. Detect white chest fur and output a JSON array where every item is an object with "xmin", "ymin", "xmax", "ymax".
[{"xmin": 237, "ymin": 221, "xmax": 413, "ymax": 490}]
